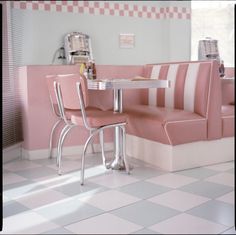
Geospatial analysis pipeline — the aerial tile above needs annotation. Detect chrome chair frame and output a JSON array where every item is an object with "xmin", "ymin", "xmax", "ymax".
[
  {"xmin": 47, "ymin": 75, "xmax": 96, "ymax": 170},
  {"xmin": 55, "ymin": 79, "xmax": 130, "ymax": 185},
  {"xmin": 53, "ymin": 81, "xmax": 109, "ymax": 176}
]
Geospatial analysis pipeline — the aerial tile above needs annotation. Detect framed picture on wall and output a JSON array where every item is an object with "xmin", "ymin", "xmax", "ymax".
[{"xmin": 119, "ymin": 33, "xmax": 135, "ymax": 48}]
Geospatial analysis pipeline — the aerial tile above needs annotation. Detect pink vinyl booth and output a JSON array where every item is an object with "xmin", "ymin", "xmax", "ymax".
[
  {"xmin": 18, "ymin": 61, "xmax": 234, "ymax": 172},
  {"xmin": 124, "ymin": 60, "xmax": 234, "ymax": 171},
  {"xmin": 221, "ymin": 67, "xmax": 235, "ymax": 138}
]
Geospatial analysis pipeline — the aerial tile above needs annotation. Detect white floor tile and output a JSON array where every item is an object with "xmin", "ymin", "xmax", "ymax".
[
  {"xmin": 204, "ymin": 173, "xmax": 234, "ymax": 187},
  {"xmin": 3, "ymin": 195, "xmax": 11, "ymax": 203},
  {"xmin": 221, "ymin": 227, "xmax": 236, "ymax": 234},
  {"xmin": 79, "ymin": 165, "xmax": 110, "ymax": 179},
  {"xmin": 216, "ymin": 191, "xmax": 234, "ymax": 205},
  {"xmin": 32, "ymin": 174, "xmax": 80, "ymax": 188},
  {"xmin": 204, "ymin": 162, "xmax": 234, "ymax": 172},
  {"xmin": 1, "ymin": 211, "xmax": 59, "ymax": 234},
  {"xmin": 79, "ymin": 190, "xmax": 140, "ymax": 211},
  {"xmin": 65, "ymin": 213, "xmax": 142, "ymax": 234},
  {"xmin": 15, "ymin": 189, "xmax": 68, "ymax": 209},
  {"xmin": 146, "ymin": 173, "xmax": 197, "ymax": 189},
  {"xmin": 89, "ymin": 171, "xmax": 139, "ymax": 188},
  {"xmin": 148, "ymin": 190, "xmax": 210, "ymax": 212},
  {"xmin": 149, "ymin": 213, "xmax": 228, "ymax": 234},
  {"xmin": 3, "ymin": 173, "xmax": 27, "ymax": 186}
]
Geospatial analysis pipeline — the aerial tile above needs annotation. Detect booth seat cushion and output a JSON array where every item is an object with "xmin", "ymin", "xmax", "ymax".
[
  {"xmin": 144, "ymin": 60, "xmax": 222, "ymax": 140},
  {"xmin": 221, "ymin": 105, "xmax": 235, "ymax": 137},
  {"xmin": 125, "ymin": 104, "xmax": 207, "ymax": 146}
]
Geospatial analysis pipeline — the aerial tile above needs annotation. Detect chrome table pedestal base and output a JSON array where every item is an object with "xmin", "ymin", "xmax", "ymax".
[{"xmin": 109, "ymin": 157, "xmax": 126, "ymax": 170}]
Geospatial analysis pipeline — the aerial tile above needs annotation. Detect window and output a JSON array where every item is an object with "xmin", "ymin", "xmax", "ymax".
[
  {"xmin": 191, "ymin": 1, "xmax": 235, "ymax": 67},
  {"xmin": 2, "ymin": 1, "xmax": 23, "ymax": 148}
]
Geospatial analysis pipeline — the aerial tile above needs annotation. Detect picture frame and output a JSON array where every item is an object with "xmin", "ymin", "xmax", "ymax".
[{"xmin": 119, "ymin": 33, "xmax": 135, "ymax": 48}]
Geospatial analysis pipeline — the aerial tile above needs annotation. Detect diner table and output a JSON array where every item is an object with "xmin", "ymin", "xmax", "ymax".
[{"xmin": 88, "ymin": 77, "xmax": 170, "ymax": 170}]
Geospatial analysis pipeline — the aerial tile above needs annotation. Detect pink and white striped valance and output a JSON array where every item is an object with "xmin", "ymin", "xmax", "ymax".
[{"xmin": 11, "ymin": 1, "xmax": 191, "ymax": 20}]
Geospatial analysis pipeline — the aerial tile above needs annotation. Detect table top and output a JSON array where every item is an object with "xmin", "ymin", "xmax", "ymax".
[{"xmin": 87, "ymin": 77, "xmax": 170, "ymax": 90}]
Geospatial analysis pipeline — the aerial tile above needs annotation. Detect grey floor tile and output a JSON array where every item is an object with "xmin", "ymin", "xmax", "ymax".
[
  {"xmin": 129, "ymin": 166, "xmax": 164, "ymax": 180},
  {"xmin": 43, "ymin": 227, "xmax": 74, "ymax": 234},
  {"xmin": 3, "ymin": 168, "xmax": 11, "ymax": 174},
  {"xmin": 3, "ymin": 200, "xmax": 29, "ymax": 218},
  {"xmin": 3, "ymin": 179, "xmax": 34, "ymax": 190},
  {"xmin": 111, "ymin": 200, "xmax": 179, "ymax": 227},
  {"xmin": 3, "ymin": 159, "xmax": 42, "ymax": 172},
  {"xmin": 35, "ymin": 197, "xmax": 104, "ymax": 226},
  {"xmin": 117, "ymin": 181, "xmax": 171, "ymax": 199},
  {"xmin": 53, "ymin": 179, "xmax": 107, "ymax": 197},
  {"xmin": 132, "ymin": 228, "xmax": 159, "ymax": 234},
  {"xmin": 33, "ymin": 158, "xmax": 57, "ymax": 166},
  {"xmin": 187, "ymin": 200, "xmax": 234, "ymax": 227},
  {"xmin": 175, "ymin": 167, "xmax": 219, "ymax": 179},
  {"xmin": 180, "ymin": 181, "xmax": 233, "ymax": 199},
  {"xmin": 15, "ymin": 166, "xmax": 57, "ymax": 179},
  {"xmin": 3, "ymin": 180, "xmax": 46, "ymax": 199}
]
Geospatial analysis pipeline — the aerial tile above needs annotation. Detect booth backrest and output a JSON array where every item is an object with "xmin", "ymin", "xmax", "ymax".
[{"xmin": 144, "ymin": 60, "xmax": 222, "ymax": 140}]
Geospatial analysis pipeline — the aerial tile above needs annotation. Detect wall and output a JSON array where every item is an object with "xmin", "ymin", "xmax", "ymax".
[{"xmin": 11, "ymin": 1, "xmax": 191, "ymax": 66}]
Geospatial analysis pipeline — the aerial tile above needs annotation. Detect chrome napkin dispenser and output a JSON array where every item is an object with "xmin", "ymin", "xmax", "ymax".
[{"xmin": 64, "ymin": 32, "xmax": 94, "ymax": 64}]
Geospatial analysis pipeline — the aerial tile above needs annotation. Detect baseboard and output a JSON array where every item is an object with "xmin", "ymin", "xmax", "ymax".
[
  {"xmin": 21, "ymin": 142, "xmax": 114, "ymax": 160},
  {"xmin": 126, "ymin": 134, "xmax": 234, "ymax": 171},
  {"xmin": 3, "ymin": 142, "xmax": 23, "ymax": 163}
]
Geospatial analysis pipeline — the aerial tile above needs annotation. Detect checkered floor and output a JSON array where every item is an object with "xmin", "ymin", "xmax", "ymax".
[{"xmin": 2, "ymin": 151, "xmax": 235, "ymax": 234}]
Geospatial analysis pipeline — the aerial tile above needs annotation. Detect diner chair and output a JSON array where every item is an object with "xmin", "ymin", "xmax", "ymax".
[
  {"xmin": 46, "ymin": 75, "xmax": 99, "ymax": 173},
  {"xmin": 54, "ymin": 73, "xmax": 130, "ymax": 185}
]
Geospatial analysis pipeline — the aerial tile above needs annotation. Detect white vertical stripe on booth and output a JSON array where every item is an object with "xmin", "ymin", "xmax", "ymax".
[
  {"xmin": 165, "ymin": 64, "xmax": 179, "ymax": 108},
  {"xmin": 148, "ymin": 65, "xmax": 161, "ymax": 106},
  {"xmin": 184, "ymin": 63, "xmax": 200, "ymax": 112}
]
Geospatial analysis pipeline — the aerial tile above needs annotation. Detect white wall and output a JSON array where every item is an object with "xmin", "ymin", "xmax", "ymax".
[{"xmin": 11, "ymin": 1, "xmax": 191, "ymax": 66}]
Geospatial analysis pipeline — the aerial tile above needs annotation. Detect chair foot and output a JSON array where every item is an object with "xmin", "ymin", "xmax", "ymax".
[{"xmin": 58, "ymin": 170, "xmax": 62, "ymax": 176}]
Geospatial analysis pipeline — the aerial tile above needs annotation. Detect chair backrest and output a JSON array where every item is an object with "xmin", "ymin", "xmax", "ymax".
[
  {"xmin": 46, "ymin": 75, "xmax": 61, "ymax": 117},
  {"xmin": 56, "ymin": 73, "xmax": 89, "ymax": 110}
]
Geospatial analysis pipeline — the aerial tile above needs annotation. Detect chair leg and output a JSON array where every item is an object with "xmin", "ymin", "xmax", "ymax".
[
  {"xmin": 121, "ymin": 126, "xmax": 130, "ymax": 174},
  {"xmin": 57, "ymin": 125, "xmax": 73, "ymax": 175},
  {"xmin": 90, "ymin": 130, "xmax": 95, "ymax": 154},
  {"xmin": 81, "ymin": 133, "xmax": 95, "ymax": 185},
  {"xmin": 99, "ymin": 130, "xmax": 107, "ymax": 167},
  {"xmin": 49, "ymin": 119, "xmax": 62, "ymax": 159},
  {"xmin": 57, "ymin": 125, "xmax": 70, "ymax": 166}
]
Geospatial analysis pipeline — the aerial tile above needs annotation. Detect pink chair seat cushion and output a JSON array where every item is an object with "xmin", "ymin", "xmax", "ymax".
[
  {"xmin": 124, "ymin": 104, "xmax": 207, "ymax": 145},
  {"xmin": 64, "ymin": 106, "xmax": 100, "ymax": 120},
  {"xmin": 71, "ymin": 109, "xmax": 127, "ymax": 128},
  {"xmin": 221, "ymin": 105, "xmax": 234, "ymax": 137}
]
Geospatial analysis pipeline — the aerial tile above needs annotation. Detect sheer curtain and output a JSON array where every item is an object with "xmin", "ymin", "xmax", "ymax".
[
  {"xmin": 191, "ymin": 1, "xmax": 235, "ymax": 67},
  {"xmin": 2, "ymin": 1, "xmax": 22, "ymax": 148}
]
